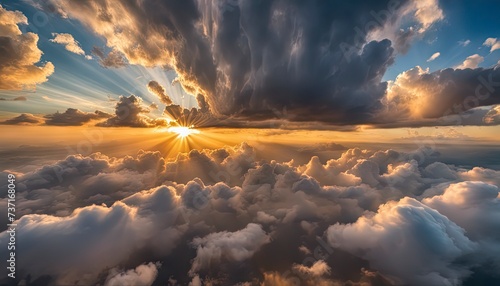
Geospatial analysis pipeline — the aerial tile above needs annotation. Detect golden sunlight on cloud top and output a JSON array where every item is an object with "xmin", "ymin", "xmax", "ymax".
[{"xmin": 0, "ymin": 5, "xmax": 54, "ymax": 90}]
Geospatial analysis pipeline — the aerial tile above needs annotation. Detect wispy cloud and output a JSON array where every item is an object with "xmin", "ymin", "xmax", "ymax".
[{"xmin": 427, "ymin": 52, "xmax": 441, "ymax": 62}]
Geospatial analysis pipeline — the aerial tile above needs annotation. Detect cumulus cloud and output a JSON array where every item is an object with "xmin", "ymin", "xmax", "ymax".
[
  {"xmin": 50, "ymin": 33, "xmax": 90, "ymax": 58},
  {"xmin": 1, "ymin": 143, "xmax": 500, "ymax": 285},
  {"xmin": 0, "ymin": 5, "xmax": 54, "ymax": 90},
  {"xmin": 484, "ymin": 37, "xmax": 500, "ymax": 53},
  {"xmin": 457, "ymin": 54, "xmax": 484, "ymax": 69},
  {"xmin": 96, "ymin": 95, "xmax": 167, "ymax": 127},
  {"xmin": 147, "ymin": 81, "xmax": 173, "ymax": 105},
  {"xmin": 327, "ymin": 197, "xmax": 477, "ymax": 285},
  {"xmin": 0, "ymin": 113, "xmax": 43, "ymax": 125},
  {"xmin": 44, "ymin": 108, "xmax": 112, "ymax": 126},
  {"xmin": 427, "ymin": 52, "xmax": 440, "ymax": 62}
]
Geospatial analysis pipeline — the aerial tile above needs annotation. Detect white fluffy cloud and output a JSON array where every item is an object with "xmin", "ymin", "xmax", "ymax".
[
  {"xmin": 327, "ymin": 197, "xmax": 477, "ymax": 285},
  {"xmin": 457, "ymin": 54, "xmax": 484, "ymax": 69}
]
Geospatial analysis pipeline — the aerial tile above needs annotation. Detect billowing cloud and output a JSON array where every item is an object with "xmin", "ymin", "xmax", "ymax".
[
  {"xmin": 0, "ymin": 113, "xmax": 43, "ymax": 125},
  {"xmin": 96, "ymin": 95, "xmax": 167, "ymax": 127},
  {"xmin": 427, "ymin": 52, "xmax": 440, "ymax": 62},
  {"xmin": 0, "ymin": 5, "xmax": 54, "ymax": 90},
  {"xmin": 44, "ymin": 108, "xmax": 112, "ymax": 126},
  {"xmin": 484, "ymin": 37, "xmax": 500, "ymax": 53},
  {"xmin": 327, "ymin": 197, "xmax": 477, "ymax": 285},
  {"xmin": 147, "ymin": 81, "xmax": 173, "ymax": 105},
  {"xmin": 383, "ymin": 66, "xmax": 500, "ymax": 120},
  {"xmin": 457, "ymin": 54, "xmax": 484, "ymax": 69},
  {"xmin": 50, "ymin": 33, "xmax": 90, "ymax": 58}
]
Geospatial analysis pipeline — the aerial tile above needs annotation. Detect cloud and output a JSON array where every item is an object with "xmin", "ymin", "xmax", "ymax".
[
  {"xmin": 92, "ymin": 47, "xmax": 127, "ymax": 68},
  {"xmin": 149, "ymin": 102, "xmax": 158, "ymax": 110},
  {"xmin": 0, "ymin": 113, "xmax": 43, "ymax": 125},
  {"xmin": 96, "ymin": 95, "xmax": 167, "ymax": 127},
  {"xmin": 327, "ymin": 197, "xmax": 477, "ymax": 285},
  {"xmin": 427, "ymin": 52, "xmax": 440, "ymax": 62},
  {"xmin": 0, "ymin": 5, "xmax": 54, "ymax": 90},
  {"xmin": 292, "ymin": 260, "xmax": 331, "ymax": 277},
  {"xmin": 366, "ymin": 0, "xmax": 443, "ymax": 53},
  {"xmin": 147, "ymin": 81, "xmax": 173, "ymax": 105},
  {"xmin": 457, "ymin": 54, "xmax": 484, "ymax": 69},
  {"xmin": 189, "ymin": 223, "xmax": 270, "ymax": 275},
  {"xmin": 382, "ymin": 66, "xmax": 500, "ymax": 120},
  {"xmin": 0, "ymin": 95, "xmax": 27, "ymax": 101},
  {"xmin": 27, "ymin": 0, "xmax": 445, "ymax": 125},
  {"xmin": 483, "ymin": 105, "xmax": 500, "ymax": 124},
  {"xmin": 423, "ymin": 181, "xmax": 500, "ymax": 273},
  {"xmin": 105, "ymin": 262, "xmax": 161, "ymax": 286},
  {"xmin": 2, "ymin": 143, "xmax": 500, "ymax": 284},
  {"xmin": 44, "ymin": 108, "xmax": 112, "ymax": 126},
  {"xmin": 459, "ymin": 39, "xmax": 471, "ymax": 47},
  {"xmin": 484, "ymin": 38, "xmax": 500, "ymax": 53},
  {"xmin": 24, "ymin": 1, "xmax": 500, "ymax": 129},
  {"xmin": 50, "ymin": 33, "xmax": 89, "ymax": 58}
]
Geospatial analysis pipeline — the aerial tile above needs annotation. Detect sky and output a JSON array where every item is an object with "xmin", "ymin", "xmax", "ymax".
[{"xmin": 1, "ymin": 0, "xmax": 500, "ymax": 285}]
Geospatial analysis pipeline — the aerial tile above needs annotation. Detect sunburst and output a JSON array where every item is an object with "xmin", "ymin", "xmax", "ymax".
[{"xmin": 167, "ymin": 126, "xmax": 200, "ymax": 138}]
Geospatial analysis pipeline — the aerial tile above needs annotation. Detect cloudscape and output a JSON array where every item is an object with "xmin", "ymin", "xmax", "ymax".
[{"xmin": 0, "ymin": 0, "xmax": 499, "ymax": 285}]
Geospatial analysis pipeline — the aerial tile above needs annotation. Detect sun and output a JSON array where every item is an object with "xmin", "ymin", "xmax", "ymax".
[{"xmin": 167, "ymin": 126, "xmax": 200, "ymax": 138}]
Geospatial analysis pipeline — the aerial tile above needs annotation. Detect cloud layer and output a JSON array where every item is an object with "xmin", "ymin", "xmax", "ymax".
[{"xmin": 1, "ymin": 143, "xmax": 499, "ymax": 285}]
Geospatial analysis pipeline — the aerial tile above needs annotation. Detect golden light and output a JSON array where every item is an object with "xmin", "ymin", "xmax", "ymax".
[{"xmin": 167, "ymin": 126, "xmax": 200, "ymax": 138}]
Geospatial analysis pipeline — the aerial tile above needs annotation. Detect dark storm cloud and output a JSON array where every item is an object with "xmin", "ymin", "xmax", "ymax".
[
  {"xmin": 30, "ymin": 0, "xmax": 500, "ymax": 128},
  {"xmin": 2, "ymin": 143, "xmax": 500, "ymax": 285},
  {"xmin": 44, "ymin": 108, "xmax": 112, "ymax": 126},
  {"xmin": 29, "ymin": 0, "xmax": 436, "ymax": 126}
]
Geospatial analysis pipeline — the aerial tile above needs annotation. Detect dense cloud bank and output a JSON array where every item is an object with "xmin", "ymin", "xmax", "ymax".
[{"xmin": 1, "ymin": 143, "xmax": 499, "ymax": 285}]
